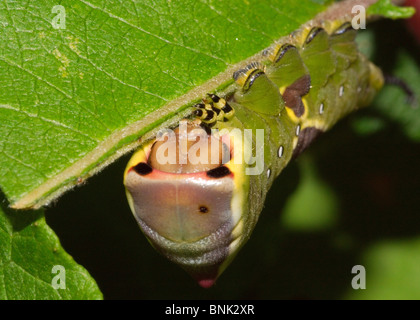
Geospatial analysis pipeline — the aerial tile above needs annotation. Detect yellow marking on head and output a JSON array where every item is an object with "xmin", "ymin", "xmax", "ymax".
[
  {"xmin": 124, "ymin": 142, "xmax": 155, "ymax": 215},
  {"xmin": 220, "ymin": 132, "xmax": 248, "ymax": 278},
  {"xmin": 123, "ymin": 140, "xmax": 154, "ymax": 180},
  {"xmin": 220, "ymin": 129, "xmax": 248, "ymax": 227}
]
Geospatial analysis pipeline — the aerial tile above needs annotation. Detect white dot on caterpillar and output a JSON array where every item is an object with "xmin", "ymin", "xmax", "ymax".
[
  {"xmin": 357, "ymin": 86, "xmax": 362, "ymax": 93},
  {"xmin": 278, "ymin": 146, "xmax": 284, "ymax": 158},
  {"xmin": 319, "ymin": 103, "xmax": 324, "ymax": 115},
  {"xmin": 296, "ymin": 125, "xmax": 301, "ymax": 136},
  {"xmin": 339, "ymin": 85, "xmax": 344, "ymax": 97},
  {"xmin": 267, "ymin": 169, "xmax": 271, "ymax": 179}
]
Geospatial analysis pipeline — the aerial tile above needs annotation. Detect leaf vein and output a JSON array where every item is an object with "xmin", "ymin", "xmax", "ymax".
[
  {"xmin": 77, "ymin": 0, "xmax": 229, "ymax": 64},
  {"xmin": 0, "ymin": 104, "xmax": 100, "ymax": 142}
]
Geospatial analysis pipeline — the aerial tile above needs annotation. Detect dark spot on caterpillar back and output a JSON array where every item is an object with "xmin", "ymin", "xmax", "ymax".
[
  {"xmin": 292, "ymin": 127, "xmax": 323, "ymax": 158},
  {"xmin": 282, "ymin": 74, "xmax": 311, "ymax": 117}
]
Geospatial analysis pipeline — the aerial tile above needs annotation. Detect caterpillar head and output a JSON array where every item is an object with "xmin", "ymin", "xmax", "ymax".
[
  {"xmin": 124, "ymin": 61, "xmax": 279, "ymax": 287},
  {"xmin": 124, "ymin": 120, "xmax": 248, "ymax": 288}
]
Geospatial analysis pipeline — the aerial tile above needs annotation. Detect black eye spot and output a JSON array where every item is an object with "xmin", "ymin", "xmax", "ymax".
[
  {"xmin": 132, "ymin": 162, "xmax": 153, "ymax": 175},
  {"xmin": 199, "ymin": 206, "xmax": 209, "ymax": 214},
  {"xmin": 207, "ymin": 166, "xmax": 231, "ymax": 178}
]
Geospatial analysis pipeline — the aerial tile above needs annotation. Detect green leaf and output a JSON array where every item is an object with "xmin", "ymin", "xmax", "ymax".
[
  {"xmin": 367, "ymin": 0, "xmax": 415, "ymax": 19},
  {"xmin": 350, "ymin": 115, "xmax": 386, "ymax": 136},
  {"xmin": 0, "ymin": 0, "xmax": 334, "ymax": 209},
  {"xmin": 354, "ymin": 19, "xmax": 420, "ymax": 140},
  {"xmin": 345, "ymin": 238, "xmax": 420, "ymax": 299},
  {"xmin": 0, "ymin": 195, "xmax": 102, "ymax": 299},
  {"xmin": 281, "ymin": 156, "xmax": 339, "ymax": 231},
  {"xmin": 373, "ymin": 50, "xmax": 420, "ymax": 140}
]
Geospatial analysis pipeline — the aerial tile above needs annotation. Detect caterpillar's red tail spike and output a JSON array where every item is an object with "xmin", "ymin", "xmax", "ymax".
[{"xmin": 198, "ymin": 278, "xmax": 216, "ymax": 289}]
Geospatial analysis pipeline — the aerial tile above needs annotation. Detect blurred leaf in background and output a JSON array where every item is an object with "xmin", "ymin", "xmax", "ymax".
[{"xmin": 0, "ymin": 194, "xmax": 102, "ymax": 299}]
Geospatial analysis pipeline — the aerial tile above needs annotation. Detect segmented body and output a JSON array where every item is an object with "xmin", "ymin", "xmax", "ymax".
[
  {"xmin": 124, "ymin": 20, "xmax": 384, "ymax": 287},
  {"xmin": 198, "ymin": 21, "xmax": 383, "ymax": 257}
]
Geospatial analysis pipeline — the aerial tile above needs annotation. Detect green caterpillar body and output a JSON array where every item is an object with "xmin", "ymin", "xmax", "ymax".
[
  {"xmin": 214, "ymin": 20, "xmax": 383, "ymax": 256},
  {"xmin": 124, "ymin": 20, "xmax": 383, "ymax": 287}
]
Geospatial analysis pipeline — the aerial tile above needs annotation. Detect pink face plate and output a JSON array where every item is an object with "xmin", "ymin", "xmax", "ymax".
[
  {"xmin": 124, "ymin": 160, "xmax": 237, "ymax": 287},
  {"xmin": 126, "ymin": 166, "xmax": 234, "ymax": 242}
]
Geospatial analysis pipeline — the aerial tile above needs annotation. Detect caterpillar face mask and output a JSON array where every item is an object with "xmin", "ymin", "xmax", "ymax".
[{"xmin": 124, "ymin": 18, "xmax": 387, "ymax": 288}]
